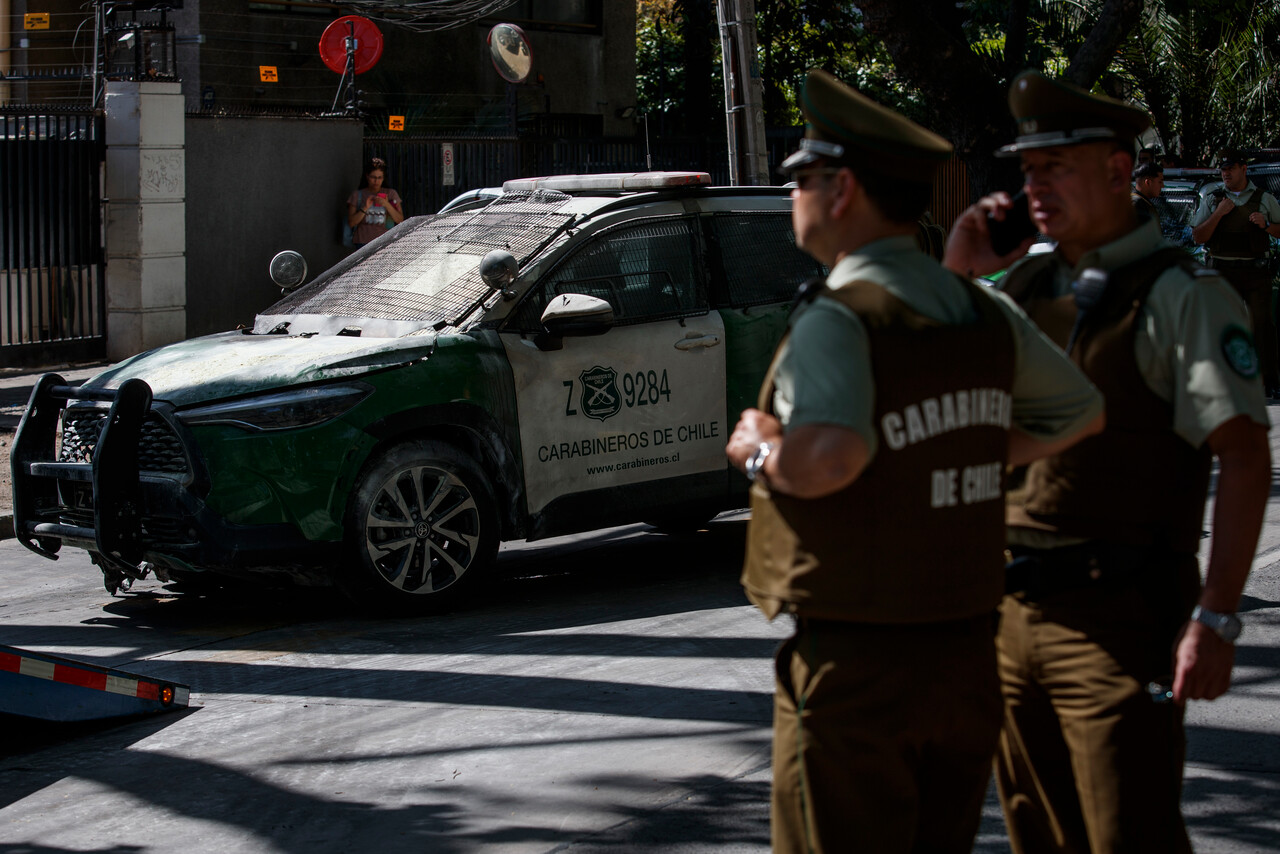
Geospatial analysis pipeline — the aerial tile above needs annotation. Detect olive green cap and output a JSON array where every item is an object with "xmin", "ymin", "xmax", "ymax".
[
  {"xmin": 1214, "ymin": 147, "xmax": 1248, "ymax": 168},
  {"xmin": 780, "ymin": 69, "xmax": 953, "ymax": 180},
  {"xmin": 997, "ymin": 70, "xmax": 1151, "ymax": 157}
]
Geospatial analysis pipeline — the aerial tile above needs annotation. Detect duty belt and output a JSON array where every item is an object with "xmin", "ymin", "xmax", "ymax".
[
  {"xmin": 1004, "ymin": 542, "xmax": 1154, "ymax": 598},
  {"xmin": 1207, "ymin": 256, "xmax": 1268, "ymax": 270}
]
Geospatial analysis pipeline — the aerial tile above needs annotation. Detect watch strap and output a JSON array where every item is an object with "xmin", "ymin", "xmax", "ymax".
[
  {"xmin": 745, "ymin": 441, "xmax": 775, "ymax": 482},
  {"xmin": 1191, "ymin": 605, "xmax": 1242, "ymax": 642}
]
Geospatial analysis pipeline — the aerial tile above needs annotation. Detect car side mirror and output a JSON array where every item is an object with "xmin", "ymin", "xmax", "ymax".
[
  {"xmin": 269, "ymin": 250, "xmax": 308, "ymax": 291},
  {"xmin": 536, "ymin": 293, "xmax": 614, "ymax": 350}
]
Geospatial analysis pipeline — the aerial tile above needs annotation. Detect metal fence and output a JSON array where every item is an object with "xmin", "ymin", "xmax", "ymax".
[
  {"xmin": 1, "ymin": 107, "xmax": 106, "ymax": 368},
  {"xmin": 362, "ymin": 135, "xmax": 745, "ymax": 217},
  {"xmin": 364, "ymin": 130, "xmax": 973, "ymax": 231}
]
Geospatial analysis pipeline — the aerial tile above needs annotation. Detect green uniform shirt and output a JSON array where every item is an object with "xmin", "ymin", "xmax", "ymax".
[
  {"xmin": 1007, "ymin": 217, "xmax": 1270, "ymax": 447},
  {"xmin": 771, "ymin": 234, "xmax": 1103, "ymax": 461},
  {"xmin": 1191, "ymin": 180, "xmax": 1280, "ymax": 259}
]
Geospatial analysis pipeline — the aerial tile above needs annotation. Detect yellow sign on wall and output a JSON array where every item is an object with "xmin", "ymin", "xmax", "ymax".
[
  {"xmin": 389, "ymin": 116, "xmax": 405, "ymax": 132},
  {"xmin": 259, "ymin": 66, "xmax": 278, "ymax": 83},
  {"xmin": 24, "ymin": 13, "xmax": 51, "ymax": 29}
]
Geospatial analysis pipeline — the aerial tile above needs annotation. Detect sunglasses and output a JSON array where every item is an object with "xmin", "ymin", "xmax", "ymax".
[{"xmin": 792, "ymin": 167, "xmax": 842, "ymax": 189}]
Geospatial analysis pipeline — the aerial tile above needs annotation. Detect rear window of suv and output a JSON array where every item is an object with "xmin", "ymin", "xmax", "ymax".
[{"xmin": 710, "ymin": 212, "xmax": 824, "ymax": 306}]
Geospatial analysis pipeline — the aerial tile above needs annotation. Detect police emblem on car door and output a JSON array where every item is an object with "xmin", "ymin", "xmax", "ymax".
[
  {"xmin": 500, "ymin": 218, "xmax": 727, "ymax": 519},
  {"xmin": 579, "ymin": 366, "xmax": 621, "ymax": 421}
]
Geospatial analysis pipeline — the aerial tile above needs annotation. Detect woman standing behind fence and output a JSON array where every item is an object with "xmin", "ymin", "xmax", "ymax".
[{"xmin": 347, "ymin": 157, "xmax": 405, "ymax": 248}]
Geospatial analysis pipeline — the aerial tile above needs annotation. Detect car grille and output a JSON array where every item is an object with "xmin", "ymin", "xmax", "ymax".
[
  {"xmin": 59, "ymin": 409, "xmax": 190, "ymax": 475},
  {"xmin": 58, "ymin": 482, "xmax": 194, "ymax": 546}
]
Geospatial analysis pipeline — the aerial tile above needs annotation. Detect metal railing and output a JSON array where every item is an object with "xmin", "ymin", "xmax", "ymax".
[{"xmin": 1, "ymin": 107, "xmax": 106, "ymax": 367}]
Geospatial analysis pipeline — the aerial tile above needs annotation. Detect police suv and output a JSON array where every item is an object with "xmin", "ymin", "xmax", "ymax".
[{"xmin": 13, "ymin": 172, "xmax": 823, "ymax": 611}]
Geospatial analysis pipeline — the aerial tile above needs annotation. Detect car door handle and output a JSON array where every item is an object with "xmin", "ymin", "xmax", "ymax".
[{"xmin": 674, "ymin": 333, "xmax": 721, "ymax": 350}]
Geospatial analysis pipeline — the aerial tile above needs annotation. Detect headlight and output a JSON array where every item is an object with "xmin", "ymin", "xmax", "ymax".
[{"xmin": 177, "ymin": 384, "xmax": 373, "ymax": 432}]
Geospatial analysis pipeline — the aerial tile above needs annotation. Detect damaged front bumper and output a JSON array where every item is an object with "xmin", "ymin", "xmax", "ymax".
[{"xmin": 11, "ymin": 374, "xmax": 333, "ymax": 594}]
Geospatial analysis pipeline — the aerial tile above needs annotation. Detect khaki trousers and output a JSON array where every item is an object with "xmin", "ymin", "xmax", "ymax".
[
  {"xmin": 995, "ymin": 571, "xmax": 1197, "ymax": 854},
  {"xmin": 771, "ymin": 616, "xmax": 1001, "ymax": 854}
]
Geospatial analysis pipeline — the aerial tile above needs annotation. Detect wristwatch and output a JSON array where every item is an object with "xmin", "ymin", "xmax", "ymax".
[
  {"xmin": 1191, "ymin": 605, "xmax": 1242, "ymax": 643},
  {"xmin": 745, "ymin": 441, "xmax": 775, "ymax": 482}
]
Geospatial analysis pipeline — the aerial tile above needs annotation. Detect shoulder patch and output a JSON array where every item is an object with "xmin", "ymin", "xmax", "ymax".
[{"xmin": 1221, "ymin": 324, "xmax": 1260, "ymax": 379}]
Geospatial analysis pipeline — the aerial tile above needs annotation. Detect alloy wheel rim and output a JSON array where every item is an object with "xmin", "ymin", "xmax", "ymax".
[{"xmin": 363, "ymin": 464, "xmax": 481, "ymax": 594}]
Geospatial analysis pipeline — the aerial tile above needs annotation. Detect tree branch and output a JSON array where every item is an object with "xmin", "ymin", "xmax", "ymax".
[
  {"xmin": 855, "ymin": 0, "xmax": 1020, "ymax": 195},
  {"xmin": 1064, "ymin": 0, "xmax": 1146, "ymax": 87}
]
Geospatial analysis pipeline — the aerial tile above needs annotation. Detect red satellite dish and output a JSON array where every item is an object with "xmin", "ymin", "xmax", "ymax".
[{"xmin": 319, "ymin": 16, "xmax": 384, "ymax": 75}]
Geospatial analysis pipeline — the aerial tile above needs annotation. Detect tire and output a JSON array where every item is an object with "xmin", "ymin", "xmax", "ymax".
[{"xmin": 341, "ymin": 440, "xmax": 499, "ymax": 613}]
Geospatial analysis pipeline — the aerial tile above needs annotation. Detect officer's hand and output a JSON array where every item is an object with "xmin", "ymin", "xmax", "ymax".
[
  {"xmin": 1214, "ymin": 197, "xmax": 1236, "ymax": 217},
  {"xmin": 1249, "ymin": 211, "xmax": 1269, "ymax": 229},
  {"xmin": 1172, "ymin": 619, "xmax": 1235, "ymax": 703},
  {"xmin": 726, "ymin": 408, "xmax": 782, "ymax": 473},
  {"xmin": 942, "ymin": 192, "xmax": 1037, "ymax": 279}
]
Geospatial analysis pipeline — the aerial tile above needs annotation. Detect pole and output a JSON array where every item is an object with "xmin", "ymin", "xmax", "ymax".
[
  {"xmin": 733, "ymin": 0, "xmax": 769, "ymax": 186},
  {"xmin": 92, "ymin": 1, "xmax": 104, "ymax": 109},
  {"xmin": 331, "ymin": 20, "xmax": 357, "ymax": 114},
  {"xmin": 716, "ymin": 0, "xmax": 769, "ymax": 186},
  {"xmin": 0, "ymin": 0, "xmax": 9, "ymax": 104},
  {"xmin": 715, "ymin": 0, "xmax": 740, "ymax": 185},
  {"xmin": 644, "ymin": 113, "xmax": 652, "ymax": 170}
]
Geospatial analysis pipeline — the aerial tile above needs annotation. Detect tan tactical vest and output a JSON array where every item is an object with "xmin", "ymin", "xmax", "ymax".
[
  {"xmin": 742, "ymin": 278, "xmax": 1015, "ymax": 623},
  {"xmin": 1206, "ymin": 192, "xmax": 1271, "ymax": 258},
  {"xmin": 1002, "ymin": 249, "xmax": 1212, "ymax": 554}
]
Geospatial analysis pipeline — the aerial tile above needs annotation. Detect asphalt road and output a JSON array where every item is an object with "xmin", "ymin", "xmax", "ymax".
[{"xmin": 2, "ymin": 465, "xmax": 1279, "ymax": 851}]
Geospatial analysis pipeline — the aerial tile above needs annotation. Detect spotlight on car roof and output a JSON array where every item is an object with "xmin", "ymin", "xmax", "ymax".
[
  {"xmin": 269, "ymin": 250, "xmax": 308, "ymax": 291},
  {"xmin": 480, "ymin": 250, "xmax": 519, "ymax": 299}
]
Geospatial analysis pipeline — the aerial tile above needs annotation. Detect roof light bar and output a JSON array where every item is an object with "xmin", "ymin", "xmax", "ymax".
[{"xmin": 502, "ymin": 172, "xmax": 712, "ymax": 193}]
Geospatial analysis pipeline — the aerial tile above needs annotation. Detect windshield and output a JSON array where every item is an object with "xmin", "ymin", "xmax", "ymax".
[{"xmin": 254, "ymin": 189, "xmax": 577, "ymax": 337}]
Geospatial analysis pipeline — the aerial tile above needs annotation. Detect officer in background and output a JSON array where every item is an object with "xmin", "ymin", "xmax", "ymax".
[
  {"xmin": 1132, "ymin": 158, "xmax": 1164, "ymax": 221},
  {"xmin": 945, "ymin": 71, "xmax": 1272, "ymax": 854},
  {"xmin": 726, "ymin": 69, "xmax": 1104, "ymax": 854},
  {"xmin": 1136, "ymin": 145, "xmax": 1162, "ymax": 165},
  {"xmin": 1192, "ymin": 148, "xmax": 1280, "ymax": 397}
]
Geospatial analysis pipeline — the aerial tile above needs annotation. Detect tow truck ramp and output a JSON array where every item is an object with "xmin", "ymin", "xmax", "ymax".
[{"xmin": 0, "ymin": 645, "xmax": 189, "ymax": 721}]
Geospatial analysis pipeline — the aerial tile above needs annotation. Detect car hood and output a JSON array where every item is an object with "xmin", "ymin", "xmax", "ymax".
[{"xmin": 86, "ymin": 330, "xmax": 438, "ymax": 407}]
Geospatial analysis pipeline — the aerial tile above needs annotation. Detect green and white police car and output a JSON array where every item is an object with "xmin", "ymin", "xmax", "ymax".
[{"xmin": 13, "ymin": 172, "xmax": 823, "ymax": 611}]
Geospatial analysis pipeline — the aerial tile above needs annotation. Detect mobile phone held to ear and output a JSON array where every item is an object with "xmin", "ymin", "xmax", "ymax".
[{"xmin": 987, "ymin": 191, "xmax": 1037, "ymax": 256}]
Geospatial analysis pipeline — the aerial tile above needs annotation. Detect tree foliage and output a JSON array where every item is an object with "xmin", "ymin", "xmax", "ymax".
[
  {"xmin": 1118, "ymin": 0, "xmax": 1280, "ymax": 164},
  {"xmin": 637, "ymin": 1, "xmax": 1279, "ymax": 196},
  {"xmin": 637, "ymin": 2, "xmax": 916, "ymax": 134}
]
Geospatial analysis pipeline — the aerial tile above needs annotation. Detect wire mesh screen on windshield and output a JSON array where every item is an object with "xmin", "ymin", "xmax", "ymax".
[
  {"xmin": 1153, "ymin": 193, "xmax": 1200, "ymax": 246},
  {"xmin": 263, "ymin": 190, "xmax": 576, "ymax": 328}
]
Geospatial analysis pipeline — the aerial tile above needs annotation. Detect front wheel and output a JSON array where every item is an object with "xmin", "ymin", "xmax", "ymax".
[{"xmin": 341, "ymin": 440, "xmax": 499, "ymax": 613}]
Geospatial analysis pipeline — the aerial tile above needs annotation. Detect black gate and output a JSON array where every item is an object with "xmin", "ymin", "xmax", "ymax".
[
  {"xmin": 362, "ymin": 136, "xmax": 739, "ymax": 219},
  {"xmin": 1, "ymin": 108, "xmax": 106, "ymax": 369}
]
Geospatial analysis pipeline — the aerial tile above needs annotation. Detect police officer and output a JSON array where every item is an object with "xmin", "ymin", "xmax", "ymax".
[
  {"xmin": 1132, "ymin": 158, "xmax": 1164, "ymax": 221},
  {"xmin": 726, "ymin": 70, "xmax": 1104, "ymax": 854},
  {"xmin": 945, "ymin": 71, "xmax": 1272, "ymax": 854},
  {"xmin": 1192, "ymin": 148, "xmax": 1280, "ymax": 396}
]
